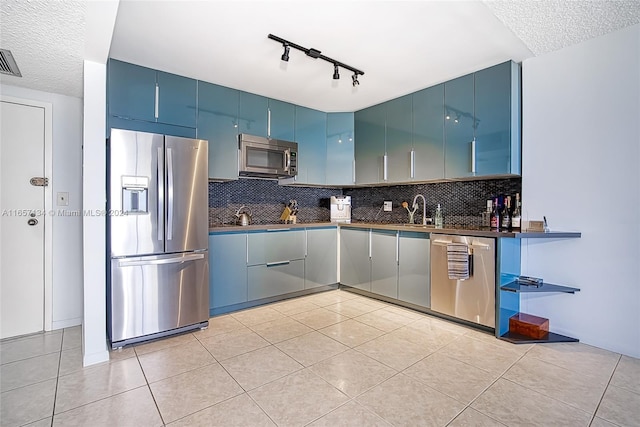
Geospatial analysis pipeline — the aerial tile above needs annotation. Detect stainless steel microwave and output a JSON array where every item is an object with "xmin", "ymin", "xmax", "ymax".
[{"xmin": 238, "ymin": 133, "xmax": 298, "ymax": 178}]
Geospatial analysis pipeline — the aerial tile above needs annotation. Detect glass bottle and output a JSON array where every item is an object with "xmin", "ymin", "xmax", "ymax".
[
  {"xmin": 501, "ymin": 196, "xmax": 512, "ymax": 231},
  {"xmin": 435, "ymin": 204, "xmax": 443, "ymax": 229},
  {"xmin": 490, "ymin": 198, "xmax": 500, "ymax": 231},
  {"xmin": 512, "ymin": 193, "xmax": 522, "ymax": 231}
]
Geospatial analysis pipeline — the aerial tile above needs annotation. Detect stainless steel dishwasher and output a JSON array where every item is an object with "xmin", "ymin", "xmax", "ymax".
[{"xmin": 430, "ymin": 235, "xmax": 495, "ymax": 328}]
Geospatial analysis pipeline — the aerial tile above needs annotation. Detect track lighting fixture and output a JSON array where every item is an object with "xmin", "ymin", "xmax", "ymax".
[
  {"xmin": 281, "ymin": 44, "xmax": 290, "ymax": 62},
  {"xmin": 268, "ymin": 34, "xmax": 364, "ymax": 86}
]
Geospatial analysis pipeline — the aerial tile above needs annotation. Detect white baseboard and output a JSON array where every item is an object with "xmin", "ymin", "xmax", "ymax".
[{"xmin": 51, "ymin": 317, "xmax": 82, "ymax": 331}]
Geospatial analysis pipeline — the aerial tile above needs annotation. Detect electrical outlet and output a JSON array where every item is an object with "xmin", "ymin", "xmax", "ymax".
[
  {"xmin": 383, "ymin": 201, "xmax": 392, "ymax": 212},
  {"xmin": 57, "ymin": 192, "xmax": 69, "ymax": 206}
]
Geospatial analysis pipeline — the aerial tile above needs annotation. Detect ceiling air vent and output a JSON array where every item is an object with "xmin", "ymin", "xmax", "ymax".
[{"xmin": 0, "ymin": 49, "xmax": 22, "ymax": 77}]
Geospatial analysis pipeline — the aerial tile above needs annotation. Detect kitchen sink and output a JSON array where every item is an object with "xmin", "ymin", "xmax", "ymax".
[{"xmin": 396, "ymin": 223, "xmax": 435, "ymax": 229}]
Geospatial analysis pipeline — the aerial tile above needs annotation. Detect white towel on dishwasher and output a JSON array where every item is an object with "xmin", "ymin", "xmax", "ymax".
[{"xmin": 447, "ymin": 243, "xmax": 470, "ymax": 280}]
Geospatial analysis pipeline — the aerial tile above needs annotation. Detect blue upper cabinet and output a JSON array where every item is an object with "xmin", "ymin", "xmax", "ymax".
[
  {"xmin": 156, "ymin": 71, "xmax": 197, "ymax": 128},
  {"xmin": 197, "ymin": 81, "xmax": 240, "ymax": 180},
  {"xmin": 108, "ymin": 59, "xmax": 156, "ymax": 122},
  {"xmin": 268, "ymin": 99, "xmax": 295, "ymax": 141},
  {"xmin": 326, "ymin": 112, "xmax": 355, "ymax": 185},
  {"xmin": 444, "ymin": 74, "xmax": 475, "ymax": 179},
  {"xmin": 474, "ymin": 61, "xmax": 521, "ymax": 176},
  {"xmin": 293, "ymin": 106, "xmax": 327, "ymax": 185},
  {"xmin": 108, "ymin": 59, "xmax": 197, "ymax": 132},
  {"xmin": 386, "ymin": 95, "xmax": 413, "ymax": 182},
  {"xmin": 354, "ymin": 103, "xmax": 386, "ymax": 184},
  {"xmin": 412, "ymin": 84, "xmax": 445, "ymax": 181},
  {"xmin": 238, "ymin": 92, "xmax": 268, "ymax": 137}
]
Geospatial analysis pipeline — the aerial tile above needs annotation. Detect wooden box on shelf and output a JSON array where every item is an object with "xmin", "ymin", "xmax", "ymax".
[{"xmin": 509, "ymin": 312, "xmax": 549, "ymax": 339}]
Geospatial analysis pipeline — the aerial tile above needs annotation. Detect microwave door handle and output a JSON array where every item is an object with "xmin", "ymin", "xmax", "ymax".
[{"xmin": 284, "ymin": 149, "xmax": 291, "ymax": 172}]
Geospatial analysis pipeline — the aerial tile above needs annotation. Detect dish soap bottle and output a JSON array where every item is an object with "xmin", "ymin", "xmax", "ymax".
[{"xmin": 435, "ymin": 204, "xmax": 443, "ymax": 229}]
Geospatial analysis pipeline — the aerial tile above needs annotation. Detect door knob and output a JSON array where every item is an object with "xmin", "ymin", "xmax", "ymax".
[{"xmin": 28, "ymin": 218, "xmax": 38, "ymax": 226}]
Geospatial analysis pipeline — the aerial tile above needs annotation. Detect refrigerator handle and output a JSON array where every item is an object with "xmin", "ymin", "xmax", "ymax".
[
  {"xmin": 157, "ymin": 147, "xmax": 164, "ymax": 242},
  {"xmin": 167, "ymin": 147, "xmax": 174, "ymax": 240},
  {"xmin": 118, "ymin": 253, "xmax": 205, "ymax": 267}
]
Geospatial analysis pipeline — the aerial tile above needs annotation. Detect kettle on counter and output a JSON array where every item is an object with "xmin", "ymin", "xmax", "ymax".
[{"xmin": 235, "ymin": 205, "xmax": 252, "ymax": 226}]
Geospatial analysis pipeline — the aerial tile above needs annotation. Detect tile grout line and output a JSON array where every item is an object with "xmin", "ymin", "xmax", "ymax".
[
  {"xmin": 587, "ymin": 353, "xmax": 623, "ymax": 427},
  {"xmin": 134, "ymin": 346, "xmax": 167, "ymax": 426},
  {"xmin": 49, "ymin": 328, "xmax": 65, "ymax": 426}
]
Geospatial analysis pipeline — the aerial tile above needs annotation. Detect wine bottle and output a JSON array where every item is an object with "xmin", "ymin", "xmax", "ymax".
[
  {"xmin": 490, "ymin": 198, "xmax": 500, "ymax": 231},
  {"xmin": 501, "ymin": 196, "xmax": 512, "ymax": 231},
  {"xmin": 512, "ymin": 193, "xmax": 522, "ymax": 231}
]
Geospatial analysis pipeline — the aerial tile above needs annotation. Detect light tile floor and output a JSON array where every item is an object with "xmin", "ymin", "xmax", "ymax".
[{"xmin": 1, "ymin": 289, "xmax": 639, "ymax": 427}]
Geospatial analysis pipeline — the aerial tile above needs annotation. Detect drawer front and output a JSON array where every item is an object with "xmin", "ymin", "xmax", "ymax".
[
  {"xmin": 247, "ymin": 229, "xmax": 306, "ymax": 265},
  {"xmin": 247, "ymin": 259, "xmax": 305, "ymax": 300}
]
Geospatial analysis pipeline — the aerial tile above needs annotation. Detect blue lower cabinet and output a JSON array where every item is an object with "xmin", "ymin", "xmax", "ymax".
[
  {"xmin": 370, "ymin": 230, "xmax": 399, "ymax": 299},
  {"xmin": 340, "ymin": 228, "xmax": 371, "ymax": 291},
  {"xmin": 398, "ymin": 232, "xmax": 430, "ymax": 307},
  {"xmin": 209, "ymin": 233, "xmax": 248, "ymax": 310},
  {"xmin": 305, "ymin": 228, "xmax": 338, "ymax": 289},
  {"xmin": 247, "ymin": 260, "xmax": 305, "ymax": 300}
]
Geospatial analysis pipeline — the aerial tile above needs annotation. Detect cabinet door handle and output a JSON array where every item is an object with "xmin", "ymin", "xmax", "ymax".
[
  {"xmin": 352, "ymin": 159, "xmax": 356, "ymax": 183},
  {"xmin": 383, "ymin": 154, "xmax": 388, "ymax": 181},
  {"xmin": 154, "ymin": 83, "xmax": 159, "ymax": 120},
  {"xmin": 267, "ymin": 228, "xmax": 290, "ymax": 232},
  {"xmin": 396, "ymin": 232, "xmax": 399, "ymax": 264},
  {"xmin": 267, "ymin": 260, "xmax": 290, "ymax": 267},
  {"xmin": 368, "ymin": 230, "xmax": 372, "ymax": 259},
  {"xmin": 410, "ymin": 150, "xmax": 415, "ymax": 179},
  {"xmin": 471, "ymin": 138, "xmax": 476, "ymax": 174},
  {"xmin": 267, "ymin": 108, "xmax": 271, "ymax": 138}
]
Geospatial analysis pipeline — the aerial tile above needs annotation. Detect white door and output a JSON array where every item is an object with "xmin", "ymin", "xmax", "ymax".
[{"xmin": 0, "ymin": 100, "xmax": 46, "ymax": 339}]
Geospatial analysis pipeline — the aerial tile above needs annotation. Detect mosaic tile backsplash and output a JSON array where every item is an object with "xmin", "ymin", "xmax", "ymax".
[
  {"xmin": 209, "ymin": 177, "xmax": 521, "ymax": 227},
  {"xmin": 208, "ymin": 179, "xmax": 340, "ymax": 225},
  {"xmin": 344, "ymin": 178, "xmax": 522, "ymax": 227}
]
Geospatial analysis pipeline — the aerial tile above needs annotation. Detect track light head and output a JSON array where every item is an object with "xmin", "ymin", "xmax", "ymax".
[
  {"xmin": 281, "ymin": 44, "xmax": 290, "ymax": 62},
  {"xmin": 333, "ymin": 64, "xmax": 340, "ymax": 80},
  {"xmin": 352, "ymin": 73, "xmax": 359, "ymax": 87}
]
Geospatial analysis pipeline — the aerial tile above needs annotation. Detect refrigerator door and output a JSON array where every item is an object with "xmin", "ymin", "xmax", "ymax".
[
  {"xmin": 165, "ymin": 136, "xmax": 208, "ymax": 253},
  {"xmin": 110, "ymin": 252, "xmax": 210, "ymax": 344},
  {"xmin": 109, "ymin": 129, "xmax": 165, "ymax": 257}
]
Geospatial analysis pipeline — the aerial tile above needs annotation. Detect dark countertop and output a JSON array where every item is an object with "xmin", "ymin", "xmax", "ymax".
[
  {"xmin": 209, "ymin": 222, "xmax": 338, "ymax": 233},
  {"xmin": 210, "ymin": 221, "xmax": 581, "ymax": 238},
  {"xmin": 342, "ymin": 222, "xmax": 581, "ymax": 239}
]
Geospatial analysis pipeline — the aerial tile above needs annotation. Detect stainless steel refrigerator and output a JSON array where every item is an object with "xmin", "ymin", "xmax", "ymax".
[{"xmin": 107, "ymin": 129, "xmax": 209, "ymax": 348}]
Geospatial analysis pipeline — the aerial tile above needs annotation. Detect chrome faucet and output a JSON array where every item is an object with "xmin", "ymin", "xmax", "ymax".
[{"xmin": 412, "ymin": 194, "xmax": 427, "ymax": 225}]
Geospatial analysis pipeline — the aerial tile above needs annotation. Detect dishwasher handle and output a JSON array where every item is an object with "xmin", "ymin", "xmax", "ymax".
[{"xmin": 432, "ymin": 239, "xmax": 453, "ymax": 246}]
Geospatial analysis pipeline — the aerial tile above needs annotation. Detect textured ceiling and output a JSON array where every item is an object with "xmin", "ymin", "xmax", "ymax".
[
  {"xmin": 1, "ymin": 1, "xmax": 639, "ymax": 109},
  {"xmin": 483, "ymin": 0, "xmax": 640, "ymax": 55},
  {"xmin": 0, "ymin": 0, "xmax": 86, "ymax": 98}
]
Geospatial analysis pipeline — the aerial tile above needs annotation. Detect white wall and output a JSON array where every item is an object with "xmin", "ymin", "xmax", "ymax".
[
  {"xmin": 0, "ymin": 84, "xmax": 83, "ymax": 329},
  {"xmin": 82, "ymin": 60, "xmax": 109, "ymax": 366},
  {"xmin": 521, "ymin": 24, "xmax": 640, "ymax": 358}
]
